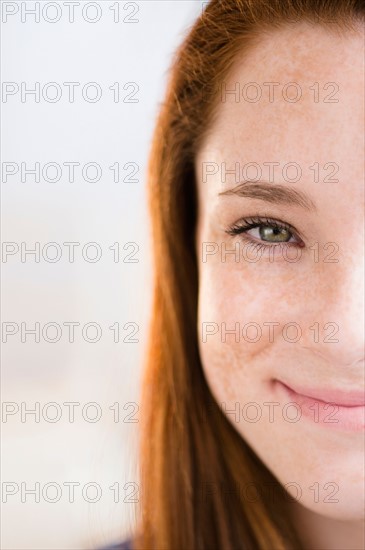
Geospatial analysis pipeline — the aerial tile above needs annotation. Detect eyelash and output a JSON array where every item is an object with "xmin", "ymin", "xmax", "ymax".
[{"xmin": 225, "ymin": 216, "xmax": 304, "ymax": 248}]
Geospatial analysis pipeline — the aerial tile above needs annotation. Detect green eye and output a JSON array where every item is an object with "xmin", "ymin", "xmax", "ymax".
[
  {"xmin": 259, "ymin": 226, "xmax": 292, "ymax": 242},
  {"xmin": 226, "ymin": 217, "xmax": 301, "ymax": 247}
]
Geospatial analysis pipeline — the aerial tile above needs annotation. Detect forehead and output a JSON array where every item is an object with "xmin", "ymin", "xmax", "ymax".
[{"xmin": 197, "ymin": 22, "xmax": 364, "ymax": 167}]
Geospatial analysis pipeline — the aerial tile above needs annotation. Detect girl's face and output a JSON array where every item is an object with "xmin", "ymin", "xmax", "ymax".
[{"xmin": 195, "ymin": 23, "xmax": 364, "ymax": 520}]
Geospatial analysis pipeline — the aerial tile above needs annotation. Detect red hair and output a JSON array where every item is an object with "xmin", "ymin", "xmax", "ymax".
[{"xmin": 133, "ymin": 1, "xmax": 364, "ymax": 548}]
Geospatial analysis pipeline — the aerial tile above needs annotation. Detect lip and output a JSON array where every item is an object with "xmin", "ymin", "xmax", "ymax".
[{"xmin": 273, "ymin": 379, "xmax": 365, "ymax": 432}]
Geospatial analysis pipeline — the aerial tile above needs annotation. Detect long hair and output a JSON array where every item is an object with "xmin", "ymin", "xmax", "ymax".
[{"xmin": 134, "ymin": 1, "xmax": 364, "ymax": 548}]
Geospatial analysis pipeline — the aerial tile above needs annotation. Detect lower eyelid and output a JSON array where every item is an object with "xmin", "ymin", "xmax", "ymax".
[{"xmin": 239, "ymin": 237, "xmax": 304, "ymax": 261}]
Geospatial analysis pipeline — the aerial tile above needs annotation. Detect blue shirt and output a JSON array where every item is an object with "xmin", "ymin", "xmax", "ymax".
[{"xmin": 100, "ymin": 539, "xmax": 133, "ymax": 550}]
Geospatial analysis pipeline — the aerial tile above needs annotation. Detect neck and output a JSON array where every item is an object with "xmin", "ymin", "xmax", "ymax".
[{"xmin": 288, "ymin": 501, "xmax": 365, "ymax": 550}]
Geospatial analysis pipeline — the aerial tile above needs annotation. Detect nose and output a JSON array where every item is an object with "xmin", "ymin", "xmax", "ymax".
[{"xmin": 305, "ymin": 252, "xmax": 364, "ymax": 370}]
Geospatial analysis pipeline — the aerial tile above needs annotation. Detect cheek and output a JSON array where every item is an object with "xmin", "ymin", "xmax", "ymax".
[
  {"xmin": 197, "ymin": 258, "xmax": 301, "ymax": 420},
  {"xmin": 196, "ymin": 258, "xmax": 365, "ymax": 521},
  {"xmin": 197, "ymin": 257, "xmax": 315, "ymax": 383}
]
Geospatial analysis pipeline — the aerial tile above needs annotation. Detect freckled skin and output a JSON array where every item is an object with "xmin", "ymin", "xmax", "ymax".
[{"xmin": 195, "ymin": 23, "xmax": 364, "ymax": 546}]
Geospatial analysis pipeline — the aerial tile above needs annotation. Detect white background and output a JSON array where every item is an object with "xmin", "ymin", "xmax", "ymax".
[{"xmin": 1, "ymin": 2, "xmax": 204, "ymax": 548}]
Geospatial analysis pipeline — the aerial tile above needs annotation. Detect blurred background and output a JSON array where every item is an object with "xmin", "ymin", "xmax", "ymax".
[{"xmin": 1, "ymin": 2, "xmax": 204, "ymax": 548}]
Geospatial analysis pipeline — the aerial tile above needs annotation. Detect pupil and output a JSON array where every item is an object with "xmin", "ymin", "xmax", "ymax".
[{"xmin": 259, "ymin": 225, "xmax": 290, "ymax": 242}]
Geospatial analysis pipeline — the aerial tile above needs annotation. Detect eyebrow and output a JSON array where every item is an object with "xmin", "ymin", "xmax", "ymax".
[{"xmin": 218, "ymin": 180, "xmax": 316, "ymax": 211}]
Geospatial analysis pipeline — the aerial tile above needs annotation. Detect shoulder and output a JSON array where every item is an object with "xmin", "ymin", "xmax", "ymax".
[{"xmin": 99, "ymin": 539, "xmax": 133, "ymax": 550}]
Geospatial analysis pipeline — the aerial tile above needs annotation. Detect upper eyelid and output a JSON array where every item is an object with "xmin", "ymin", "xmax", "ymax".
[
  {"xmin": 228, "ymin": 216, "xmax": 298, "ymax": 233},
  {"xmin": 242, "ymin": 216, "xmax": 292, "ymax": 229}
]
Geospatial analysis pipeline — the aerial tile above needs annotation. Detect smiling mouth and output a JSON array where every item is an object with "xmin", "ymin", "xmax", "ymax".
[{"xmin": 273, "ymin": 379, "xmax": 365, "ymax": 432}]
